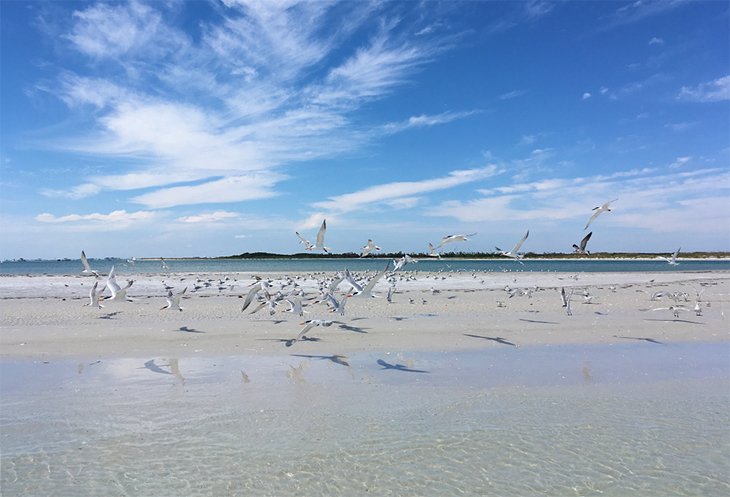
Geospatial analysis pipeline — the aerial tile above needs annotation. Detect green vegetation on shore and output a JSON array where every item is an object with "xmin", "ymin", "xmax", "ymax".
[{"xmin": 218, "ymin": 251, "xmax": 730, "ymax": 260}]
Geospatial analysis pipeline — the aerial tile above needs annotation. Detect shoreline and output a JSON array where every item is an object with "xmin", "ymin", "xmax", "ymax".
[{"xmin": 1, "ymin": 270, "xmax": 728, "ymax": 361}]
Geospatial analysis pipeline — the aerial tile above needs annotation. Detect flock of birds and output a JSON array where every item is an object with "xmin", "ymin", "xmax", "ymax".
[{"xmin": 77, "ymin": 198, "xmax": 695, "ymax": 344}]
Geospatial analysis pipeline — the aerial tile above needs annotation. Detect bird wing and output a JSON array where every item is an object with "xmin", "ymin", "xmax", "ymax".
[
  {"xmin": 584, "ymin": 209, "xmax": 602, "ymax": 230},
  {"xmin": 295, "ymin": 232, "xmax": 312, "ymax": 248},
  {"xmin": 344, "ymin": 270, "xmax": 363, "ymax": 293},
  {"xmin": 81, "ymin": 250, "xmax": 92, "ymax": 272},
  {"xmin": 241, "ymin": 282, "xmax": 262, "ymax": 312},
  {"xmin": 296, "ymin": 321, "xmax": 317, "ymax": 340},
  {"xmin": 106, "ymin": 267, "xmax": 121, "ymax": 296},
  {"xmin": 580, "ymin": 231, "xmax": 592, "ymax": 250},
  {"xmin": 316, "ymin": 219, "xmax": 327, "ymax": 248},
  {"xmin": 511, "ymin": 230, "xmax": 529, "ymax": 253}
]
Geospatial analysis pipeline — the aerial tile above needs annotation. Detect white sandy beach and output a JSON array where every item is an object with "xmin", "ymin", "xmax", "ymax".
[{"xmin": 1, "ymin": 270, "xmax": 728, "ymax": 359}]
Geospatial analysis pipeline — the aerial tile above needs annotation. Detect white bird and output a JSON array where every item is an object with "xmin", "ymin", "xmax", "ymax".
[
  {"xmin": 360, "ymin": 239, "xmax": 381, "ymax": 257},
  {"xmin": 352, "ymin": 264, "xmax": 389, "ymax": 298},
  {"xmin": 105, "ymin": 266, "xmax": 133, "ymax": 302},
  {"xmin": 560, "ymin": 287, "xmax": 573, "ymax": 316},
  {"xmin": 241, "ymin": 281, "xmax": 268, "ymax": 312},
  {"xmin": 572, "ymin": 232, "xmax": 592, "ymax": 255},
  {"xmin": 657, "ymin": 247, "xmax": 681, "ymax": 265},
  {"xmin": 295, "ymin": 231, "xmax": 315, "ymax": 251},
  {"xmin": 496, "ymin": 230, "xmax": 529, "ymax": 262},
  {"xmin": 393, "ymin": 254, "xmax": 417, "ymax": 271},
  {"xmin": 343, "ymin": 269, "xmax": 363, "ymax": 294},
  {"xmin": 427, "ymin": 243, "xmax": 441, "ymax": 259},
  {"xmin": 80, "ymin": 250, "xmax": 99, "ymax": 277},
  {"xmin": 162, "ymin": 287, "xmax": 187, "ymax": 311},
  {"xmin": 284, "ymin": 297, "xmax": 307, "ymax": 317},
  {"xmin": 437, "ymin": 233, "xmax": 476, "ymax": 249},
  {"xmin": 386, "ymin": 285, "xmax": 394, "ymax": 303},
  {"xmin": 85, "ymin": 281, "xmax": 105, "ymax": 309},
  {"xmin": 314, "ymin": 219, "xmax": 330, "ymax": 253},
  {"xmin": 295, "ymin": 319, "xmax": 334, "ymax": 341},
  {"xmin": 325, "ymin": 293, "xmax": 350, "ymax": 315},
  {"xmin": 651, "ymin": 305, "xmax": 689, "ymax": 318},
  {"xmin": 584, "ymin": 199, "xmax": 618, "ymax": 230}
]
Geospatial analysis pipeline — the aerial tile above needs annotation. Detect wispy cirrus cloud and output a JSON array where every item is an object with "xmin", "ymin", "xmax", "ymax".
[
  {"xmin": 312, "ymin": 165, "xmax": 502, "ymax": 213},
  {"xmin": 41, "ymin": 1, "xmax": 460, "ymax": 208},
  {"xmin": 35, "ymin": 209, "xmax": 156, "ymax": 225},
  {"xmin": 677, "ymin": 75, "xmax": 730, "ymax": 102},
  {"xmin": 381, "ymin": 110, "xmax": 477, "ymax": 134},
  {"xmin": 176, "ymin": 211, "xmax": 239, "ymax": 223}
]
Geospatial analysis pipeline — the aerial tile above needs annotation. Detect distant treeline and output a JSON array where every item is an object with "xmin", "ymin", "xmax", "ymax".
[{"xmin": 220, "ymin": 251, "xmax": 730, "ymax": 260}]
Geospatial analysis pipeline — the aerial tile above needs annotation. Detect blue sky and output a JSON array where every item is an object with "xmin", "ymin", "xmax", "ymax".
[{"xmin": 1, "ymin": 0, "xmax": 728, "ymax": 259}]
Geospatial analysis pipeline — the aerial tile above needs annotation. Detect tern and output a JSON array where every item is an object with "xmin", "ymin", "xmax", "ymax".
[
  {"xmin": 80, "ymin": 250, "xmax": 99, "ymax": 277},
  {"xmin": 325, "ymin": 292, "xmax": 350, "ymax": 315},
  {"xmin": 657, "ymin": 247, "xmax": 681, "ymax": 265},
  {"xmin": 85, "ymin": 281, "xmax": 105, "ymax": 308},
  {"xmin": 393, "ymin": 254, "xmax": 417, "ymax": 271},
  {"xmin": 313, "ymin": 219, "xmax": 330, "ymax": 253},
  {"xmin": 241, "ymin": 281, "xmax": 269, "ymax": 312},
  {"xmin": 572, "ymin": 232, "xmax": 592, "ymax": 255},
  {"xmin": 162, "ymin": 287, "xmax": 187, "ymax": 311},
  {"xmin": 360, "ymin": 239, "xmax": 381, "ymax": 257},
  {"xmin": 295, "ymin": 319, "xmax": 334, "ymax": 341},
  {"xmin": 352, "ymin": 264, "xmax": 389, "ymax": 298},
  {"xmin": 496, "ymin": 230, "xmax": 529, "ymax": 263},
  {"xmin": 427, "ymin": 243, "xmax": 441, "ymax": 259},
  {"xmin": 295, "ymin": 231, "xmax": 315, "ymax": 251},
  {"xmin": 437, "ymin": 233, "xmax": 477, "ymax": 249},
  {"xmin": 561, "ymin": 287, "xmax": 574, "ymax": 316},
  {"xmin": 284, "ymin": 297, "xmax": 307, "ymax": 317},
  {"xmin": 584, "ymin": 199, "xmax": 618, "ymax": 230},
  {"xmin": 105, "ymin": 266, "xmax": 134, "ymax": 301}
]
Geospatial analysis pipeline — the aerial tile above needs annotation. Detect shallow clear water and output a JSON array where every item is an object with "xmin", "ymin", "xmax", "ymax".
[
  {"xmin": 2, "ymin": 257, "xmax": 729, "ymax": 275},
  {"xmin": 2, "ymin": 343, "xmax": 729, "ymax": 496}
]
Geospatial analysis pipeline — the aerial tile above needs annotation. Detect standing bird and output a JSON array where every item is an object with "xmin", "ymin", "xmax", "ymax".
[
  {"xmin": 584, "ymin": 199, "xmax": 618, "ymax": 230},
  {"xmin": 496, "ymin": 230, "xmax": 530, "ymax": 262},
  {"xmin": 360, "ymin": 239, "xmax": 381, "ymax": 257},
  {"xmin": 572, "ymin": 232, "xmax": 593, "ymax": 255},
  {"xmin": 162, "ymin": 287, "xmax": 187, "ymax": 312}
]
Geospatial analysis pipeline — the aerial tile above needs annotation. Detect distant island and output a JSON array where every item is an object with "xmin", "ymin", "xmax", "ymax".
[{"xmin": 213, "ymin": 251, "xmax": 730, "ymax": 260}]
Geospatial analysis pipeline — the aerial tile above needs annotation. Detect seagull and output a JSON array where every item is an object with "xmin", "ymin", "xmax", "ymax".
[
  {"xmin": 572, "ymin": 232, "xmax": 592, "ymax": 255},
  {"xmin": 657, "ymin": 247, "xmax": 681, "ymax": 265},
  {"xmin": 584, "ymin": 199, "xmax": 618, "ymax": 230},
  {"xmin": 161, "ymin": 287, "xmax": 187, "ymax": 311},
  {"xmin": 80, "ymin": 250, "xmax": 99, "ymax": 277},
  {"xmin": 241, "ymin": 281, "xmax": 268, "ymax": 312},
  {"xmin": 85, "ymin": 281, "xmax": 105, "ymax": 309},
  {"xmin": 651, "ymin": 305, "xmax": 689, "ymax": 318},
  {"xmin": 437, "ymin": 233, "xmax": 476, "ymax": 249},
  {"xmin": 295, "ymin": 319, "xmax": 334, "ymax": 341},
  {"xmin": 561, "ymin": 287, "xmax": 573, "ymax": 316},
  {"xmin": 427, "ymin": 243, "xmax": 441, "ymax": 259},
  {"xmin": 360, "ymin": 239, "xmax": 381, "ymax": 257},
  {"xmin": 496, "ymin": 230, "xmax": 529, "ymax": 263},
  {"xmin": 295, "ymin": 231, "xmax": 315, "ymax": 251},
  {"xmin": 105, "ymin": 266, "xmax": 133, "ymax": 302},
  {"xmin": 284, "ymin": 297, "xmax": 307, "ymax": 317},
  {"xmin": 325, "ymin": 292, "xmax": 350, "ymax": 315}
]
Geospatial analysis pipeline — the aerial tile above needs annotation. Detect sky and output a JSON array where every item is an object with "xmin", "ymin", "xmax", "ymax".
[{"xmin": 1, "ymin": 0, "xmax": 728, "ymax": 259}]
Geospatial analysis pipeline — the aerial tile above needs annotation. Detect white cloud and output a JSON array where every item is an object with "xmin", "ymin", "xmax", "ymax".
[
  {"xmin": 132, "ymin": 174, "xmax": 285, "ymax": 209},
  {"xmin": 40, "ymin": 183, "xmax": 101, "ymax": 199},
  {"xmin": 35, "ymin": 209, "xmax": 156, "ymax": 224},
  {"xmin": 582, "ymin": 92, "xmax": 592, "ymax": 100},
  {"xmin": 176, "ymin": 211, "xmax": 240, "ymax": 223},
  {"xmin": 677, "ymin": 75, "xmax": 730, "ymax": 102},
  {"xmin": 312, "ymin": 165, "xmax": 502, "ymax": 213},
  {"xmin": 498, "ymin": 89, "xmax": 527, "ymax": 100},
  {"xmin": 381, "ymin": 111, "xmax": 477, "ymax": 134},
  {"xmin": 648, "ymin": 36, "xmax": 664, "ymax": 46},
  {"xmin": 669, "ymin": 156, "xmax": 691, "ymax": 169}
]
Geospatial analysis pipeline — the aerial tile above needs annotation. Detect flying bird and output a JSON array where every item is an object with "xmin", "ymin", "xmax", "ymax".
[
  {"xmin": 584, "ymin": 199, "xmax": 618, "ymax": 230},
  {"xmin": 360, "ymin": 239, "xmax": 381, "ymax": 257},
  {"xmin": 162, "ymin": 287, "xmax": 187, "ymax": 311},
  {"xmin": 572, "ymin": 232, "xmax": 593, "ymax": 255},
  {"xmin": 437, "ymin": 233, "xmax": 476, "ymax": 249},
  {"xmin": 427, "ymin": 243, "xmax": 441, "ymax": 259},
  {"xmin": 657, "ymin": 247, "xmax": 681, "ymax": 265},
  {"xmin": 295, "ymin": 319, "xmax": 334, "ymax": 341},
  {"xmin": 496, "ymin": 230, "xmax": 530, "ymax": 262},
  {"xmin": 105, "ymin": 266, "xmax": 134, "ymax": 302},
  {"xmin": 80, "ymin": 250, "xmax": 99, "ymax": 277},
  {"xmin": 85, "ymin": 281, "xmax": 105, "ymax": 309},
  {"xmin": 295, "ymin": 232, "xmax": 315, "ymax": 251},
  {"xmin": 314, "ymin": 219, "xmax": 330, "ymax": 253}
]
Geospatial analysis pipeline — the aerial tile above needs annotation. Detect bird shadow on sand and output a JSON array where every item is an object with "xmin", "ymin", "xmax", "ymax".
[
  {"xmin": 613, "ymin": 335, "xmax": 664, "ymax": 345},
  {"xmin": 376, "ymin": 359, "xmax": 429, "ymax": 373},
  {"xmin": 143, "ymin": 359, "xmax": 171, "ymax": 375},
  {"xmin": 258, "ymin": 337, "xmax": 322, "ymax": 348},
  {"xmin": 97, "ymin": 311, "xmax": 122, "ymax": 320},
  {"xmin": 643, "ymin": 318, "xmax": 704, "ymax": 325},
  {"xmin": 519, "ymin": 318, "xmax": 559, "ymax": 325},
  {"xmin": 178, "ymin": 326, "xmax": 205, "ymax": 333},
  {"xmin": 337, "ymin": 323, "xmax": 369, "ymax": 334},
  {"xmin": 463, "ymin": 333, "xmax": 517, "ymax": 347},
  {"xmin": 290, "ymin": 354, "xmax": 350, "ymax": 367}
]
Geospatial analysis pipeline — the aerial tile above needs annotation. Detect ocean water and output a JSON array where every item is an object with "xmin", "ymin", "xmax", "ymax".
[
  {"xmin": 1, "ymin": 343, "xmax": 728, "ymax": 496},
  {"xmin": 2, "ymin": 257, "xmax": 729, "ymax": 275}
]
